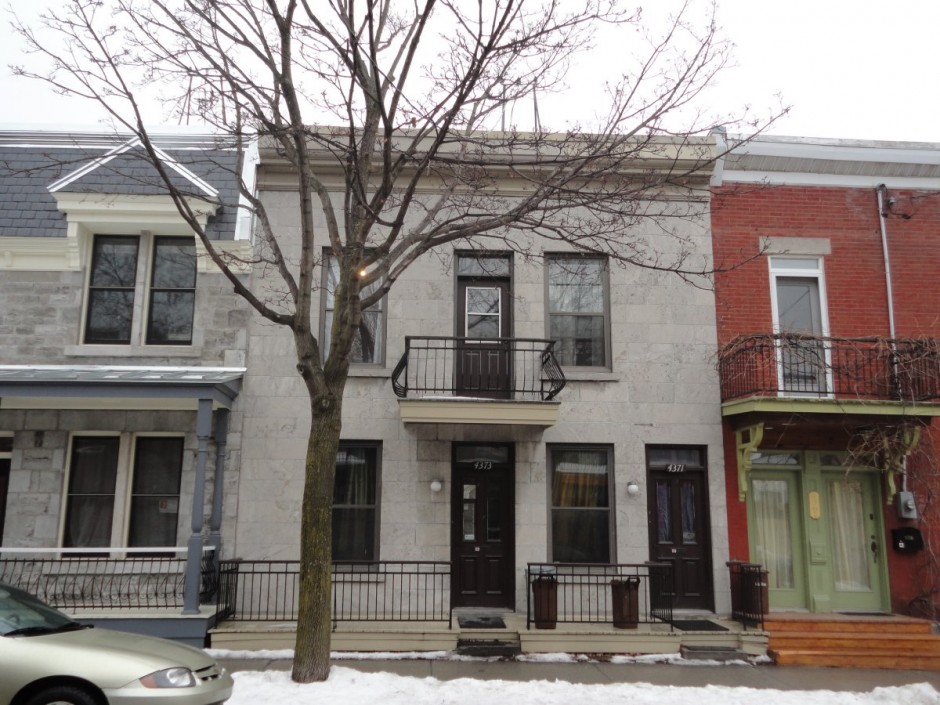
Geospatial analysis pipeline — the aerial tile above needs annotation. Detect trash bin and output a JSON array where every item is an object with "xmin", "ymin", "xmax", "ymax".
[
  {"xmin": 744, "ymin": 568, "xmax": 769, "ymax": 616},
  {"xmin": 531, "ymin": 574, "xmax": 557, "ymax": 629},
  {"xmin": 611, "ymin": 577, "xmax": 640, "ymax": 629}
]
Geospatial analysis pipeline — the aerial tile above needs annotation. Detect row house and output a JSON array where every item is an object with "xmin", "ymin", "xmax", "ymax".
[
  {"xmin": 221, "ymin": 135, "xmax": 740, "ymax": 654},
  {"xmin": 712, "ymin": 136, "xmax": 940, "ymax": 667},
  {"xmin": 0, "ymin": 130, "xmax": 251, "ymax": 644}
]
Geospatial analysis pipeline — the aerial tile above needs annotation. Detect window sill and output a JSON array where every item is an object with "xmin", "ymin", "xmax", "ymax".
[
  {"xmin": 65, "ymin": 344, "xmax": 204, "ymax": 358},
  {"xmin": 346, "ymin": 366, "xmax": 390, "ymax": 378},
  {"xmin": 562, "ymin": 370, "xmax": 620, "ymax": 382}
]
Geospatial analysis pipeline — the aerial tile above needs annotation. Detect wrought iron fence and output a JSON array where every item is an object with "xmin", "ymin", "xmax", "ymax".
[
  {"xmin": 0, "ymin": 547, "xmax": 217, "ymax": 610},
  {"xmin": 392, "ymin": 336, "xmax": 566, "ymax": 401},
  {"xmin": 727, "ymin": 560, "xmax": 767, "ymax": 629},
  {"xmin": 719, "ymin": 334, "xmax": 940, "ymax": 402},
  {"xmin": 524, "ymin": 562, "xmax": 673, "ymax": 630},
  {"xmin": 217, "ymin": 560, "xmax": 452, "ymax": 627}
]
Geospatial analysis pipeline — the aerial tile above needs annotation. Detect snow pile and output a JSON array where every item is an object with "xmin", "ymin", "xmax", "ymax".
[{"xmin": 225, "ymin": 667, "xmax": 940, "ymax": 705}]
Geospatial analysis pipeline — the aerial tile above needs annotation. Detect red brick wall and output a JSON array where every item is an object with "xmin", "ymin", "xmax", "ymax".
[{"xmin": 712, "ymin": 182, "xmax": 940, "ymax": 614}]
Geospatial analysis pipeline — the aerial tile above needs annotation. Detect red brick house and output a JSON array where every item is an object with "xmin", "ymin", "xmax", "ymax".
[{"xmin": 711, "ymin": 136, "xmax": 940, "ymax": 623}]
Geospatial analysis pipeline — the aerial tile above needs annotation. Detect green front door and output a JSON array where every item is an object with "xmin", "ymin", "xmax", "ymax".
[{"xmin": 747, "ymin": 451, "xmax": 887, "ymax": 613}]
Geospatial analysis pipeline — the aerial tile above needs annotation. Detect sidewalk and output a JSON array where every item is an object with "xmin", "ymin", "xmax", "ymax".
[{"xmin": 218, "ymin": 656, "xmax": 940, "ymax": 692}]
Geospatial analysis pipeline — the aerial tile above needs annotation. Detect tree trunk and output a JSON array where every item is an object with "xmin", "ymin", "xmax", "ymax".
[{"xmin": 291, "ymin": 386, "xmax": 344, "ymax": 682}]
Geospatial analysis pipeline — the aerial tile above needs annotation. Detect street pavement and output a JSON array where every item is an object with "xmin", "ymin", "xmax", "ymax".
[{"xmin": 218, "ymin": 656, "xmax": 940, "ymax": 692}]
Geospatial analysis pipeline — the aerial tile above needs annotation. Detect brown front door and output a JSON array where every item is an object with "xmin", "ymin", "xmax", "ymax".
[
  {"xmin": 451, "ymin": 443, "xmax": 514, "ymax": 608},
  {"xmin": 647, "ymin": 446, "xmax": 714, "ymax": 610},
  {"xmin": 456, "ymin": 279, "xmax": 512, "ymax": 398}
]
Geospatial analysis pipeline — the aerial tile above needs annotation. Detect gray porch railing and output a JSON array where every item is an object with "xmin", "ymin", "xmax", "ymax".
[
  {"xmin": 0, "ymin": 547, "xmax": 218, "ymax": 610},
  {"xmin": 727, "ymin": 560, "xmax": 767, "ymax": 629},
  {"xmin": 525, "ymin": 562, "xmax": 673, "ymax": 629},
  {"xmin": 217, "ymin": 559, "xmax": 453, "ymax": 627},
  {"xmin": 392, "ymin": 336, "xmax": 566, "ymax": 401}
]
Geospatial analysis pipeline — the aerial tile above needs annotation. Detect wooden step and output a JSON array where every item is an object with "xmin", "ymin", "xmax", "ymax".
[
  {"xmin": 771, "ymin": 649, "xmax": 940, "ymax": 671},
  {"xmin": 763, "ymin": 617, "xmax": 932, "ymax": 635},
  {"xmin": 764, "ymin": 614, "xmax": 940, "ymax": 669},
  {"xmin": 769, "ymin": 632, "xmax": 940, "ymax": 654}
]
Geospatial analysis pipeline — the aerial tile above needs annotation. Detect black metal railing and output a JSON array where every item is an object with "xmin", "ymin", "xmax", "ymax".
[
  {"xmin": 727, "ymin": 561, "xmax": 767, "ymax": 629},
  {"xmin": 217, "ymin": 560, "xmax": 452, "ymax": 627},
  {"xmin": 719, "ymin": 334, "xmax": 940, "ymax": 403},
  {"xmin": 0, "ymin": 547, "xmax": 218, "ymax": 610},
  {"xmin": 392, "ymin": 336, "xmax": 566, "ymax": 401},
  {"xmin": 524, "ymin": 562, "xmax": 673, "ymax": 629}
]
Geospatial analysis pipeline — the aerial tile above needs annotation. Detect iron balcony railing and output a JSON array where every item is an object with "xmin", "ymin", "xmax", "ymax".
[
  {"xmin": 0, "ymin": 547, "xmax": 218, "ymax": 610},
  {"xmin": 719, "ymin": 334, "xmax": 940, "ymax": 403},
  {"xmin": 525, "ymin": 562, "xmax": 673, "ymax": 630},
  {"xmin": 217, "ymin": 560, "xmax": 452, "ymax": 628},
  {"xmin": 727, "ymin": 561, "xmax": 767, "ymax": 630},
  {"xmin": 392, "ymin": 336, "xmax": 566, "ymax": 401}
]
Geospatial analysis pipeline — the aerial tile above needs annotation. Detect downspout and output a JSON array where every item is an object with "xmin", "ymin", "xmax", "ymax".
[
  {"xmin": 876, "ymin": 184, "xmax": 898, "ymax": 339},
  {"xmin": 877, "ymin": 184, "xmax": 908, "ymax": 494}
]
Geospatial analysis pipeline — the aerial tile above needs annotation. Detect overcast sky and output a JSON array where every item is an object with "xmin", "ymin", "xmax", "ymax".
[{"xmin": 1, "ymin": 0, "xmax": 938, "ymax": 143}]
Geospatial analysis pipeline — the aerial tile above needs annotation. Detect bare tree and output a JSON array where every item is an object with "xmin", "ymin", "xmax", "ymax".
[{"xmin": 12, "ymin": 0, "xmax": 782, "ymax": 682}]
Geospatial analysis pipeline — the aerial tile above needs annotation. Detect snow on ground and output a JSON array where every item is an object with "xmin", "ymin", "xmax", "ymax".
[
  {"xmin": 213, "ymin": 650, "xmax": 940, "ymax": 705},
  {"xmin": 226, "ymin": 667, "xmax": 940, "ymax": 705}
]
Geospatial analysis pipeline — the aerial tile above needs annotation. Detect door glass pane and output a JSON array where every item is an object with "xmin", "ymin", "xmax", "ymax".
[
  {"xmin": 656, "ymin": 480, "xmax": 672, "ymax": 543},
  {"xmin": 466, "ymin": 288, "xmax": 500, "ymax": 339},
  {"xmin": 752, "ymin": 478, "xmax": 795, "ymax": 589},
  {"xmin": 463, "ymin": 484, "xmax": 476, "ymax": 541},
  {"xmin": 829, "ymin": 479, "xmax": 871, "ymax": 592},
  {"xmin": 681, "ymin": 481, "xmax": 697, "ymax": 544}
]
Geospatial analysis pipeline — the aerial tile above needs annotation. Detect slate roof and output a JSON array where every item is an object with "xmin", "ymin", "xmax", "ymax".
[{"xmin": 0, "ymin": 130, "xmax": 241, "ymax": 239}]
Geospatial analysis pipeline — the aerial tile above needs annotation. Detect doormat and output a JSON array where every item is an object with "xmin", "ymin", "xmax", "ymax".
[
  {"xmin": 458, "ymin": 616, "xmax": 507, "ymax": 629},
  {"xmin": 671, "ymin": 619, "xmax": 729, "ymax": 632}
]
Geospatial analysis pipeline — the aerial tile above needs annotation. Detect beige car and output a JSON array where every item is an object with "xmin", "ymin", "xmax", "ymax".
[{"xmin": 0, "ymin": 583, "xmax": 233, "ymax": 705}]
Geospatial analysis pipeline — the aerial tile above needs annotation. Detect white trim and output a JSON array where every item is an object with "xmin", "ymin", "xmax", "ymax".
[
  {"xmin": 768, "ymin": 256, "xmax": 833, "ymax": 398},
  {"xmin": 733, "ymin": 138, "xmax": 940, "ymax": 166},
  {"xmin": 0, "ymin": 236, "xmax": 81, "ymax": 270},
  {"xmin": 720, "ymin": 170, "xmax": 940, "ymax": 190},
  {"xmin": 48, "ymin": 136, "xmax": 220, "ymax": 198}
]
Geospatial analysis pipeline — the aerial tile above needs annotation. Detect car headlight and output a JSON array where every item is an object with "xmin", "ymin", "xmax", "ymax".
[{"xmin": 139, "ymin": 667, "xmax": 197, "ymax": 688}]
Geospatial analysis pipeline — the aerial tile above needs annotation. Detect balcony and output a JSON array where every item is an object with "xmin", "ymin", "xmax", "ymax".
[
  {"xmin": 719, "ymin": 334, "xmax": 940, "ymax": 416},
  {"xmin": 391, "ymin": 336, "xmax": 565, "ymax": 425}
]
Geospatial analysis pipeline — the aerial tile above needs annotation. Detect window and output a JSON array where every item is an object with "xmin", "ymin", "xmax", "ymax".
[
  {"xmin": 546, "ymin": 255, "xmax": 609, "ymax": 367},
  {"xmin": 322, "ymin": 253, "xmax": 385, "ymax": 364},
  {"xmin": 769, "ymin": 257, "xmax": 830, "ymax": 394},
  {"xmin": 333, "ymin": 443, "xmax": 380, "ymax": 561},
  {"xmin": 63, "ymin": 435, "xmax": 184, "ymax": 548},
  {"xmin": 84, "ymin": 234, "xmax": 196, "ymax": 345},
  {"xmin": 550, "ymin": 445, "xmax": 613, "ymax": 563}
]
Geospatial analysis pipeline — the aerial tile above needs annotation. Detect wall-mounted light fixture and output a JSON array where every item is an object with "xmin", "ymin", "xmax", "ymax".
[
  {"xmin": 626, "ymin": 481, "xmax": 640, "ymax": 496},
  {"xmin": 430, "ymin": 479, "xmax": 444, "ymax": 493}
]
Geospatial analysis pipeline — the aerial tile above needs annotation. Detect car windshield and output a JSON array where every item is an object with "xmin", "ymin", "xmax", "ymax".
[{"xmin": 0, "ymin": 586, "xmax": 83, "ymax": 637}]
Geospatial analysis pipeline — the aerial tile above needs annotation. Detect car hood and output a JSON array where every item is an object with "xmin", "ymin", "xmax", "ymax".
[{"xmin": 7, "ymin": 626, "xmax": 216, "ymax": 683}]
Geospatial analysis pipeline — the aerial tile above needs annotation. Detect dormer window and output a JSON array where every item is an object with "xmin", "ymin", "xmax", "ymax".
[{"xmin": 84, "ymin": 234, "xmax": 196, "ymax": 345}]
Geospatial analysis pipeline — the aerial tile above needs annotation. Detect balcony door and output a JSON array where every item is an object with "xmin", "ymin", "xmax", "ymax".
[
  {"xmin": 451, "ymin": 443, "xmax": 514, "ymax": 608},
  {"xmin": 771, "ymin": 258, "xmax": 831, "ymax": 395},
  {"xmin": 456, "ymin": 254, "xmax": 512, "ymax": 398}
]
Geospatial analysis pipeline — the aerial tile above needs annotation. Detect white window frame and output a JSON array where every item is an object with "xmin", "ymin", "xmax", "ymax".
[
  {"xmin": 768, "ymin": 256, "xmax": 833, "ymax": 398},
  {"xmin": 60, "ymin": 433, "xmax": 187, "ymax": 549},
  {"xmin": 78, "ymin": 232, "xmax": 199, "ymax": 351}
]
